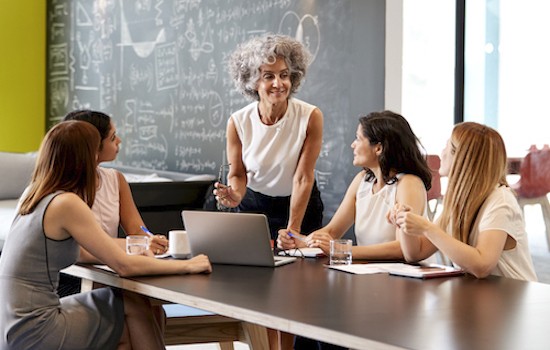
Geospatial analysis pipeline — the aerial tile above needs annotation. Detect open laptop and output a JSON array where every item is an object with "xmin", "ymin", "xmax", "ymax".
[{"xmin": 181, "ymin": 211, "xmax": 296, "ymax": 267}]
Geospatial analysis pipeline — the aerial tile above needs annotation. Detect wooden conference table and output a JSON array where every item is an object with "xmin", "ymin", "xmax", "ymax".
[{"xmin": 63, "ymin": 258, "xmax": 550, "ymax": 350}]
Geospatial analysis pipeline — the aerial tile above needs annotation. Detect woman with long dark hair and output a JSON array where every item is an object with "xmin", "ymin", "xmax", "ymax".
[{"xmin": 280, "ymin": 111, "xmax": 432, "ymax": 260}]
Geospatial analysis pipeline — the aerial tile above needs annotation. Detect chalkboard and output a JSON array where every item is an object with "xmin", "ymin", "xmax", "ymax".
[{"xmin": 46, "ymin": 0, "xmax": 385, "ymax": 224}]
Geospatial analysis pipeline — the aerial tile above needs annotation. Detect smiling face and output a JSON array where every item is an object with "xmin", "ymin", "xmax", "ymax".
[
  {"xmin": 256, "ymin": 56, "xmax": 291, "ymax": 105},
  {"xmin": 97, "ymin": 121, "xmax": 121, "ymax": 163},
  {"xmin": 351, "ymin": 124, "xmax": 381, "ymax": 169}
]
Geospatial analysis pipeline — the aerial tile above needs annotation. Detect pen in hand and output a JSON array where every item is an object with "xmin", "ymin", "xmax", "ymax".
[
  {"xmin": 287, "ymin": 232, "xmax": 306, "ymax": 242},
  {"xmin": 140, "ymin": 226, "xmax": 155, "ymax": 237}
]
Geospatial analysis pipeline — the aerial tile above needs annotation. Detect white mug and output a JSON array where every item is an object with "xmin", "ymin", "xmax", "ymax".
[{"xmin": 169, "ymin": 230, "xmax": 191, "ymax": 259}]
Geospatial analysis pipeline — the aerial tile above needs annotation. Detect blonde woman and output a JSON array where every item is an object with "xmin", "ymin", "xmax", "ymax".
[{"xmin": 393, "ymin": 122, "xmax": 537, "ymax": 281}]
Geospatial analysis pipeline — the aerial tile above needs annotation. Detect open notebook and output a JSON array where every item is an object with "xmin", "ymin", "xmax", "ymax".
[
  {"xmin": 328, "ymin": 263, "xmax": 464, "ymax": 279},
  {"xmin": 182, "ymin": 211, "xmax": 296, "ymax": 267}
]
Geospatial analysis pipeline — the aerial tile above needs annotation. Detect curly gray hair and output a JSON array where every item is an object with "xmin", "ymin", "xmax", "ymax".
[{"xmin": 228, "ymin": 33, "xmax": 312, "ymax": 101}]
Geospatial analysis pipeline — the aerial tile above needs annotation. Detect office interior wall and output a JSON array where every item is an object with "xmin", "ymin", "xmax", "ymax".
[
  {"xmin": 0, "ymin": 0, "xmax": 46, "ymax": 152},
  {"xmin": 385, "ymin": 0, "xmax": 403, "ymax": 113}
]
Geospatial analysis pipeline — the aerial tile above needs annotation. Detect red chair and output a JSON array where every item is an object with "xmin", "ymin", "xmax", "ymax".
[
  {"xmin": 511, "ymin": 145, "xmax": 550, "ymax": 250},
  {"xmin": 426, "ymin": 155, "xmax": 443, "ymax": 221}
]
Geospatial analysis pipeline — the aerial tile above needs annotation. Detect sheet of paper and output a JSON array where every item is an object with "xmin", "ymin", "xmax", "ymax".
[
  {"xmin": 326, "ymin": 263, "xmax": 403, "ymax": 274},
  {"xmin": 278, "ymin": 247, "xmax": 325, "ymax": 258},
  {"xmin": 327, "ymin": 262, "xmax": 463, "ymax": 278},
  {"xmin": 93, "ymin": 264, "xmax": 116, "ymax": 273}
]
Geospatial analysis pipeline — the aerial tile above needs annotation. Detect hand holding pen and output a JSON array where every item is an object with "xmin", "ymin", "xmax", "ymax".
[
  {"xmin": 277, "ymin": 230, "xmax": 307, "ymax": 250},
  {"xmin": 140, "ymin": 226, "xmax": 169, "ymax": 255}
]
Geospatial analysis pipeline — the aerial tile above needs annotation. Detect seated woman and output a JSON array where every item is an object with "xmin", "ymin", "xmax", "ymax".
[
  {"xmin": 0, "ymin": 121, "xmax": 211, "ymax": 349},
  {"xmin": 393, "ymin": 122, "xmax": 537, "ymax": 281},
  {"xmin": 279, "ymin": 111, "xmax": 432, "ymax": 261},
  {"xmin": 59, "ymin": 109, "xmax": 169, "ymax": 298},
  {"xmin": 63, "ymin": 110, "xmax": 168, "ymax": 254}
]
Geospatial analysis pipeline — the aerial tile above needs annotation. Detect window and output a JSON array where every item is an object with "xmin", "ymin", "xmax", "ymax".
[
  {"xmin": 401, "ymin": 0, "xmax": 456, "ymax": 155},
  {"xmin": 464, "ymin": 0, "xmax": 550, "ymax": 156}
]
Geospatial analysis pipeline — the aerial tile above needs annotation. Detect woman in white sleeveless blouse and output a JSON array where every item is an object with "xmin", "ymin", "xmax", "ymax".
[
  {"xmin": 280, "ymin": 111, "xmax": 433, "ymax": 262},
  {"xmin": 214, "ymin": 33, "xmax": 325, "ymax": 350}
]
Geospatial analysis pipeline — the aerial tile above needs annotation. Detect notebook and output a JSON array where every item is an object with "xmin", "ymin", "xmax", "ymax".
[
  {"xmin": 278, "ymin": 247, "xmax": 325, "ymax": 258},
  {"xmin": 181, "ymin": 211, "xmax": 297, "ymax": 267},
  {"xmin": 327, "ymin": 262, "xmax": 464, "ymax": 279}
]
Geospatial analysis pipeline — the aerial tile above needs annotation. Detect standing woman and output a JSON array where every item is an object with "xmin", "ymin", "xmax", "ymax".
[
  {"xmin": 0, "ymin": 121, "xmax": 211, "ymax": 349},
  {"xmin": 214, "ymin": 33, "xmax": 324, "ymax": 242},
  {"xmin": 214, "ymin": 33, "xmax": 324, "ymax": 350},
  {"xmin": 394, "ymin": 122, "xmax": 537, "ymax": 281}
]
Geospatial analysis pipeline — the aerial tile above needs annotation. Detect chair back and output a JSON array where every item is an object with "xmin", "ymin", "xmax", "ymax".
[
  {"xmin": 426, "ymin": 155, "xmax": 442, "ymax": 201},
  {"xmin": 514, "ymin": 146, "xmax": 550, "ymax": 198}
]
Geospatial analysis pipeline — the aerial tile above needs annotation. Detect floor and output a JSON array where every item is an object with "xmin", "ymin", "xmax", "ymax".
[{"xmin": 167, "ymin": 198, "xmax": 550, "ymax": 350}]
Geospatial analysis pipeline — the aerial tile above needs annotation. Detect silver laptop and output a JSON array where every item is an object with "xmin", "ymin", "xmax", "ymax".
[{"xmin": 181, "ymin": 211, "xmax": 297, "ymax": 267}]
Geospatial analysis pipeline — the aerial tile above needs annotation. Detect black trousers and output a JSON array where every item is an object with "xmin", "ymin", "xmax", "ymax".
[
  {"xmin": 238, "ymin": 183, "xmax": 344, "ymax": 350},
  {"xmin": 238, "ymin": 181, "xmax": 324, "ymax": 240}
]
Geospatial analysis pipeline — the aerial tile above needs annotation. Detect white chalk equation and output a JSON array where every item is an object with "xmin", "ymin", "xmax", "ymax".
[{"xmin": 47, "ymin": 0, "xmax": 336, "ymax": 178}]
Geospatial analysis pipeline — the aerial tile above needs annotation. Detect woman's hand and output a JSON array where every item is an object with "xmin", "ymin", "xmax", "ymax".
[
  {"xmin": 277, "ymin": 229, "xmax": 307, "ymax": 250},
  {"xmin": 213, "ymin": 182, "xmax": 241, "ymax": 208},
  {"xmin": 387, "ymin": 203, "xmax": 411, "ymax": 227},
  {"xmin": 149, "ymin": 234, "xmax": 169, "ymax": 255},
  {"xmin": 305, "ymin": 231, "xmax": 333, "ymax": 254},
  {"xmin": 183, "ymin": 254, "xmax": 212, "ymax": 274},
  {"xmin": 395, "ymin": 210, "xmax": 432, "ymax": 237}
]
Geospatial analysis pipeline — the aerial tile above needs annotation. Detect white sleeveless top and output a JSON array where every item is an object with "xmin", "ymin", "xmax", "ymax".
[
  {"xmin": 355, "ymin": 173, "xmax": 429, "ymax": 245},
  {"xmin": 92, "ymin": 167, "xmax": 120, "ymax": 237},
  {"xmin": 231, "ymin": 98, "xmax": 316, "ymax": 196},
  {"xmin": 355, "ymin": 174, "xmax": 402, "ymax": 245}
]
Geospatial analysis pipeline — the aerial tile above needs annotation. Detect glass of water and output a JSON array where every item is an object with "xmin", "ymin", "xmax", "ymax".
[
  {"xmin": 330, "ymin": 239, "xmax": 352, "ymax": 265},
  {"xmin": 216, "ymin": 163, "xmax": 233, "ymax": 212},
  {"xmin": 126, "ymin": 235, "xmax": 150, "ymax": 255}
]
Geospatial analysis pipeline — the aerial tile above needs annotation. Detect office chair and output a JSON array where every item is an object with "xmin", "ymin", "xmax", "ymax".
[
  {"xmin": 511, "ymin": 145, "xmax": 550, "ymax": 250},
  {"xmin": 426, "ymin": 155, "xmax": 443, "ymax": 221}
]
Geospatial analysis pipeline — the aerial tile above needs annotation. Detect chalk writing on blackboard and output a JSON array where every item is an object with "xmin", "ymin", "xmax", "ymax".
[{"xmin": 46, "ymin": 0, "xmax": 385, "ymax": 225}]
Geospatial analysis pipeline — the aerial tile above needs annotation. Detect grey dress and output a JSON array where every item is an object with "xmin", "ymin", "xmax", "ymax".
[{"xmin": 0, "ymin": 192, "xmax": 124, "ymax": 349}]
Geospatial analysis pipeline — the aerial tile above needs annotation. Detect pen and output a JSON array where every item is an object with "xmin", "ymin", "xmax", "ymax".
[
  {"xmin": 287, "ymin": 232, "xmax": 306, "ymax": 242},
  {"xmin": 140, "ymin": 226, "xmax": 154, "ymax": 237}
]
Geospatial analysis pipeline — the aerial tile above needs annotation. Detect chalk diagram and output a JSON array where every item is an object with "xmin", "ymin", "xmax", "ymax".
[
  {"xmin": 75, "ymin": 3, "xmax": 93, "ymax": 85},
  {"xmin": 278, "ymin": 12, "xmax": 320, "ymax": 63},
  {"xmin": 208, "ymin": 91, "xmax": 224, "ymax": 128},
  {"xmin": 185, "ymin": 19, "xmax": 214, "ymax": 61},
  {"xmin": 118, "ymin": 0, "xmax": 166, "ymax": 60}
]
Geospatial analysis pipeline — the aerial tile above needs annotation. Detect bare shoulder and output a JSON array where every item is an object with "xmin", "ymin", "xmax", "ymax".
[
  {"xmin": 115, "ymin": 169, "xmax": 130, "ymax": 186},
  {"xmin": 306, "ymin": 107, "xmax": 323, "ymax": 137},
  {"xmin": 398, "ymin": 174, "xmax": 425, "ymax": 188},
  {"xmin": 47, "ymin": 192, "xmax": 91, "ymax": 219},
  {"xmin": 49, "ymin": 191, "xmax": 83, "ymax": 207},
  {"xmin": 310, "ymin": 107, "xmax": 323, "ymax": 119},
  {"xmin": 346, "ymin": 171, "xmax": 367, "ymax": 195}
]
